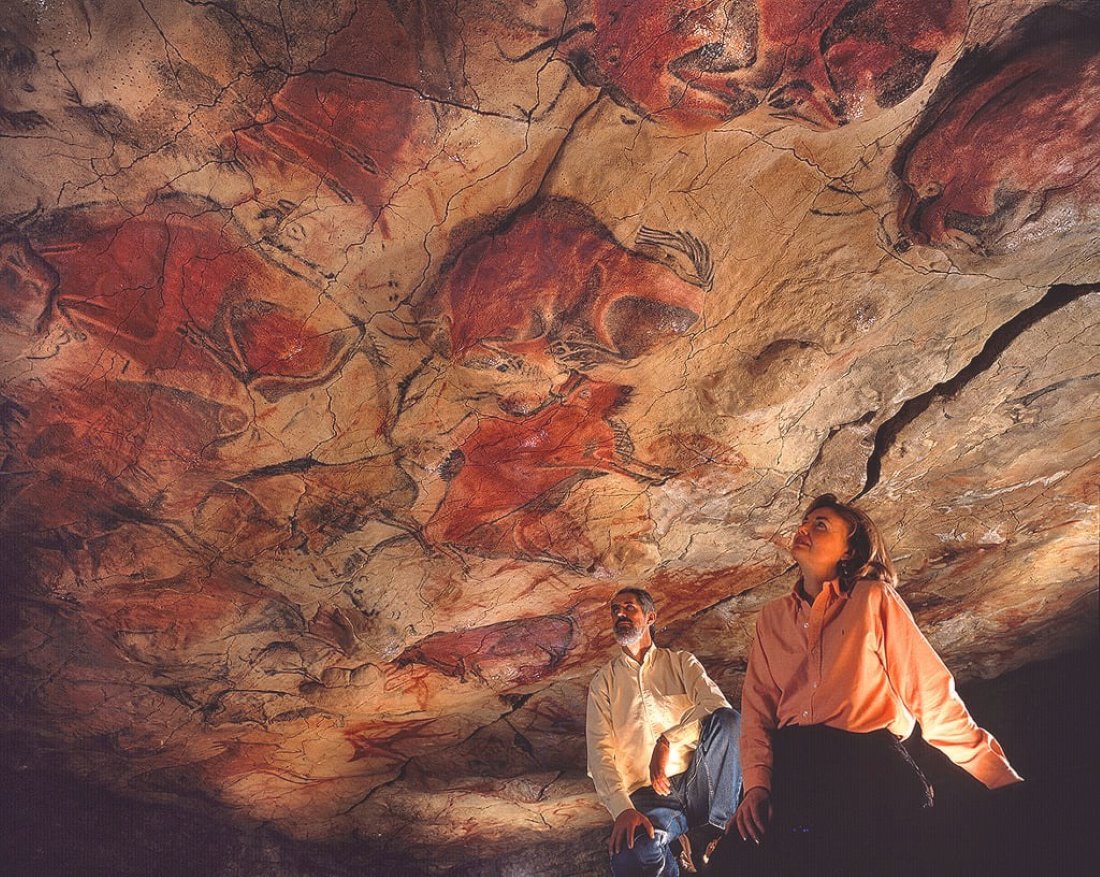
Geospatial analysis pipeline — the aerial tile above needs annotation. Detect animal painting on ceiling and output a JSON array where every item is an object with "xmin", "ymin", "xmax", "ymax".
[
  {"xmin": 231, "ymin": 1, "xmax": 431, "ymax": 218},
  {"xmin": 414, "ymin": 198, "xmax": 714, "ymax": 571},
  {"xmin": 895, "ymin": 7, "xmax": 1100, "ymax": 256},
  {"xmin": 552, "ymin": 0, "xmax": 967, "ymax": 131},
  {"xmin": 396, "ymin": 614, "xmax": 576, "ymax": 688},
  {"xmin": 0, "ymin": 197, "xmax": 408, "ymax": 567}
]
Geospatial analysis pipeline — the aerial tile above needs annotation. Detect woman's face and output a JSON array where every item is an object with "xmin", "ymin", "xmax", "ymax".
[{"xmin": 791, "ymin": 506, "xmax": 853, "ymax": 576}]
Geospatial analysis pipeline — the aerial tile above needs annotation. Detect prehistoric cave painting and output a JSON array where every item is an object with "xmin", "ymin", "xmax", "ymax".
[
  {"xmin": 31, "ymin": 198, "xmax": 365, "ymax": 401},
  {"xmin": 0, "ymin": 229, "xmax": 57, "ymax": 335},
  {"xmin": 564, "ymin": 0, "xmax": 760, "ymax": 132},
  {"xmin": 221, "ymin": 456, "xmax": 421, "ymax": 559},
  {"xmin": 344, "ymin": 717, "xmax": 455, "ymax": 766},
  {"xmin": 396, "ymin": 614, "xmax": 576, "ymax": 688},
  {"xmin": 423, "ymin": 377, "xmax": 673, "ymax": 570},
  {"xmin": 229, "ymin": 0, "xmax": 443, "ymax": 225},
  {"xmin": 2, "ymin": 380, "xmax": 251, "ymax": 530},
  {"xmin": 413, "ymin": 199, "xmax": 711, "ymax": 569},
  {"xmin": 559, "ymin": 0, "xmax": 966, "ymax": 132},
  {"xmin": 417, "ymin": 197, "xmax": 711, "ymax": 410},
  {"xmin": 0, "ymin": 197, "xmax": 381, "ymax": 542},
  {"xmin": 896, "ymin": 8, "xmax": 1100, "ymax": 255},
  {"xmin": 174, "ymin": 454, "xmax": 425, "ymax": 604},
  {"xmin": 0, "ymin": 26, "xmax": 47, "ymax": 135},
  {"xmin": 87, "ymin": 568, "xmax": 304, "ymax": 667},
  {"xmin": 768, "ymin": 0, "xmax": 967, "ymax": 129}
]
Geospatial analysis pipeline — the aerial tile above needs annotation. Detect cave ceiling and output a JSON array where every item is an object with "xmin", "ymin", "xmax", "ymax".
[{"xmin": 0, "ymin": 0, "xmax": 1097, "ymax": 873}]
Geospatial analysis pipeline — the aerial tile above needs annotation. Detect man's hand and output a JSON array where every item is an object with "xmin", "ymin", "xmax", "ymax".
[
  {"xmin": 649, "ymin": 734, "xmax": 671, "ymax": 795},
  {"xmin": 729, "ymin": 786, "xmax": 771, "ymax": 844},
  {"xmin": 609, "ymin": 808, "xmax": 655, "ymax": 855}
]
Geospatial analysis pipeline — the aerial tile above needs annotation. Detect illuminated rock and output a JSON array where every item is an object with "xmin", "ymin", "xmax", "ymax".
[{"xmin": 0, "ymin": 1, "xmax": 1095, "ymax": 873}]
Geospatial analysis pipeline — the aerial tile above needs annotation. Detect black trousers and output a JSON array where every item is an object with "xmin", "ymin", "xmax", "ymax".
[{"xmin": 709, "ymin": 725, "xmax": 933, "ymax": 877}]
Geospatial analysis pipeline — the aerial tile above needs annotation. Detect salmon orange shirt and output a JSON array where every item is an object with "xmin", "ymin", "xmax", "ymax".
[{"xmin": 741, "ymin": 578, "xmax": 1022, "ymax": 794}]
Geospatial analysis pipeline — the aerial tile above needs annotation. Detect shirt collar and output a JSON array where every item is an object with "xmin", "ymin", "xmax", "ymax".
[
  {"xmin": 791, "ymin": 577, "xmax": 845, "ymax": 603},
  {"xmin": 617, "ymin": 643, "xmax": 658, "ymax": 667}
]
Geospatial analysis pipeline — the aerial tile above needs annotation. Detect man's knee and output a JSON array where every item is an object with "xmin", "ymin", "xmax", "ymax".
[
  {"xmin": 707, "ymin": 707, "xmax": 741, "ymax": 739},
  {"xmin": 610, "ymin": 832, "xmax": 667, "ymax": 876}
]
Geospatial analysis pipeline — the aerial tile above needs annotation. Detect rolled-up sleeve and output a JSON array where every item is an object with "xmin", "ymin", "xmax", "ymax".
[
  {"xmin": 586, "ymin": 672, "xmax": 634, "ymax": 818},
  {"xmin": 878, "ymin": 586, "xmax": 1022, "ymax": 789},
  {"xmin": 740, "ymin": 620, "xmax": 781, "ymax": 794}
]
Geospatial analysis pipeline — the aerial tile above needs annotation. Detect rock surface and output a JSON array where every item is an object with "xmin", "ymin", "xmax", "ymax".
[{"xmin": 0, "ymin": 1, "xmax": 1096, "ymax": 873}]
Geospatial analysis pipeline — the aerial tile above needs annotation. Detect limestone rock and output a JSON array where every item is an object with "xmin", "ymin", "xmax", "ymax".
[{"xmin": 0, "ymin": 1, "xmax": 1096, "ymax": 872}]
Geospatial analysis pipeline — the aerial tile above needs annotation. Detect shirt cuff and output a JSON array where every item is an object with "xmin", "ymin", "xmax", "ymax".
[
  {"xmin": 742, "ymin": 765, "xmax": 772, "ymax": 794},
  {"xmin": 966, "ymin": 748, "xmax": 1024, "ymax": 789}
]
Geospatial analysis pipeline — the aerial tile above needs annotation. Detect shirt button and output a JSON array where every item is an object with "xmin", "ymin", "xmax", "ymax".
[
  {"xmin": 813, "ymin": 683, "xmax": 818, "ymax": 689},
  {"xmin": 803, "ymin": 623, "xmax": 809, "ymax": 629},
  {"xmin": 802, "ymin": 711, "xmax": 809, "ymax": 717}
]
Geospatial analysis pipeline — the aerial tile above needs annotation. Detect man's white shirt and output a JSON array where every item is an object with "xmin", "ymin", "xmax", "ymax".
[{"xmin": 586, "ymin": 646, "xmax": 731, "ymax": 818}]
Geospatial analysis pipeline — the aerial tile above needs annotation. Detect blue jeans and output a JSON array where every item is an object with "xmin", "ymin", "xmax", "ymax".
[{"xmin": 610, "ymin": 707, "xmax": 742, "ymax": 877}]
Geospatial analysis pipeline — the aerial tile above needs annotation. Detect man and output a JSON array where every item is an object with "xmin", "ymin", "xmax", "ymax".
[{"xmin": 586, "ymin": 587, "xmax": 741, "ymax": 876}]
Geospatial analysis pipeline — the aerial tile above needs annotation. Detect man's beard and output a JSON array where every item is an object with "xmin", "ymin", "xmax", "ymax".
[{"xmin": 614, "ymin": 623, "xmax": 645, "ymax": 647}]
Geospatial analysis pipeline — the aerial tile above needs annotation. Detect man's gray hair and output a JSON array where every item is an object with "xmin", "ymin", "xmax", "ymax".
[{"xmin": 613, "ymin": 587, "xmax": 656, "ymax": 619}]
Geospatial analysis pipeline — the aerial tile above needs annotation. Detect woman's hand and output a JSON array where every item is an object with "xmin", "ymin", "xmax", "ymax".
[{"xmin": 730, "ymin": 786, "xmax": 772, "ymax": 844}]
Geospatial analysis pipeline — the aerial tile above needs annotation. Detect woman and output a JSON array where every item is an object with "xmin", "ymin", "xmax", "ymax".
[{"xmin": 710, "ymin": 494, "xmax": 1022, "ymax": 876}]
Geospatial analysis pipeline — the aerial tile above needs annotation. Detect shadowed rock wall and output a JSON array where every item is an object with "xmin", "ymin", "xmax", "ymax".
[
  {"xmin": 4, "ymin": 646, "xmax": 1096, "ymax": 875},
  {"xmin": 0, "ymin": 1, "xmax": 1096, "ymax": 872}
]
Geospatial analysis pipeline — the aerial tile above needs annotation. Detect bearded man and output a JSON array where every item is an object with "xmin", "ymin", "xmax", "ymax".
[{"xmin": 586, "ymin": 587, "xmax": 741, "ymax": 876}]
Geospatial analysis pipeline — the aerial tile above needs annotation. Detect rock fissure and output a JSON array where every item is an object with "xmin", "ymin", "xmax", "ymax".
[{"xmin": 861, "ymin": 283, "xmax": 1098, "ymax": 495}]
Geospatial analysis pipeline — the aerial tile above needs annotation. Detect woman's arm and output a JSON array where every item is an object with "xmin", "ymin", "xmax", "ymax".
[
  {"xmin": 732, "ymin": 618, "xmax": 781, "ymax": 841},
  {"xmin": 740, "ymin": 619, "xmax": 782, "ymax": 795},
  {"xmin": 877, "ymin": 584, "xmax": 1022, "ymax": 789}
]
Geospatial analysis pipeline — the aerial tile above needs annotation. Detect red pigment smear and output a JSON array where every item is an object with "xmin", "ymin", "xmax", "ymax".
[
  {"xmin": 230, "ymin": 2, "xmax": 432, "ymax": 215},
  {"xmin": 425, "ymin": 379, "xmax": 635, "ymax": 566},
  {"xmin": 396, "ymin": 615, "xmax": 575, "ymax": 687}
]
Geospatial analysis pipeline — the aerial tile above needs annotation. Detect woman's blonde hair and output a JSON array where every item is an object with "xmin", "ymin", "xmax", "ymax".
[{"xmin": 806, "ymin": 493, "xmax": 897, "ymax": 592}]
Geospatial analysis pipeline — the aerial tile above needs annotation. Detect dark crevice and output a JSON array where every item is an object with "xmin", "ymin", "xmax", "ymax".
[
  {"xmin": 500, "ymin": 692, "xmax": 534, "ymax": 713},
  {"xmin": 861, "ymin": 283, "xmax": 1097, "ymax": 495}
]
